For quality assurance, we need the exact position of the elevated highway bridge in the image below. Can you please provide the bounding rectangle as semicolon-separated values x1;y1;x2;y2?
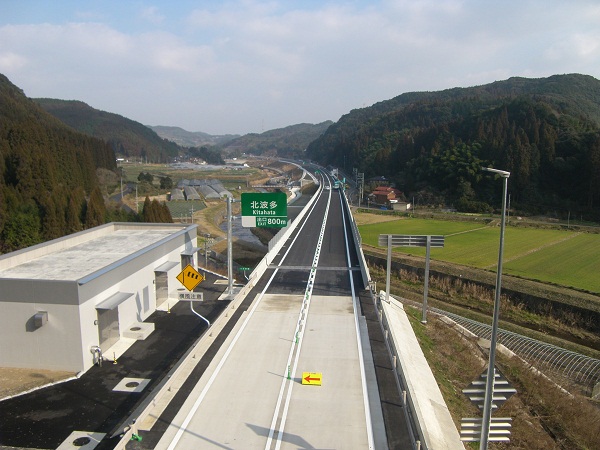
137;171;463;450
0;168;463;450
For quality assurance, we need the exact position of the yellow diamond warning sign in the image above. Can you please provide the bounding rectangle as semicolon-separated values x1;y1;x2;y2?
301;372;322;386
176;264;204;291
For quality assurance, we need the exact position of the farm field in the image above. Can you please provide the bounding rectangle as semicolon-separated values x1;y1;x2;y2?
359;217;600;294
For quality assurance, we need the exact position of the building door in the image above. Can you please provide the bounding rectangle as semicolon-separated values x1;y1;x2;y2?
181;254;193;269
97;308;119;353
155;272;168;307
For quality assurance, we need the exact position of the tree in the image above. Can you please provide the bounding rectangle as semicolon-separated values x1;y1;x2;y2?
159;201;173;223
138;172;154;183
425;142;486;193
85;186;106;228
141;196;155;222
0;202;42;252
141;197;172;223
66;195;83;233
160;176;173;190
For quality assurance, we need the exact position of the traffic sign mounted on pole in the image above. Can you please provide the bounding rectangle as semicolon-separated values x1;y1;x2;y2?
377;234;444;248
241;192;288;228
177;291;204;301
463;367;516;411
176;264;204;291
460;417;512;442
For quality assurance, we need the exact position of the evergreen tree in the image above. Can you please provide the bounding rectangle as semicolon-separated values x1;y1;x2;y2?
159;201;173;223
66;196;82;234
160;176;173;189
85;186;106;228
39;193;64;240
0;202;42;252
141;196;150;222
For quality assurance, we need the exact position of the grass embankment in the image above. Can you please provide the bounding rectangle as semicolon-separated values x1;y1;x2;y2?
407;306;600;449
369;263;600;361
357;210;600;359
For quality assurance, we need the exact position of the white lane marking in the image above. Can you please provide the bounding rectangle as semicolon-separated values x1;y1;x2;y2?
269;181;333;450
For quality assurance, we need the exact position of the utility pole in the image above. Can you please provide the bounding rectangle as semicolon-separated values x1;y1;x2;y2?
357;172;364;208
205;233;210;268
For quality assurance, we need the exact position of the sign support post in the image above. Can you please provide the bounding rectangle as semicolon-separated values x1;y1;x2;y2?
176;266;210;326
422;235;431;324
386;235;392;303
378;234;444;321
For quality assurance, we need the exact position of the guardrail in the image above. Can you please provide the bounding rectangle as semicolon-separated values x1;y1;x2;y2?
341;189;463;450
339;190;370;289
376;293;465;450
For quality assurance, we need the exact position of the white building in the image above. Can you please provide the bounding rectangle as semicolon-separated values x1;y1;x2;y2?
0;223;200;374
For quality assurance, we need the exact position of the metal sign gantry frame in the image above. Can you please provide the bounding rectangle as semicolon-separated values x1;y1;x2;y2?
378;234;444;323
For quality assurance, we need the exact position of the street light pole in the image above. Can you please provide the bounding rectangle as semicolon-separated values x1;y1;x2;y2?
480;167;510;449
227;196;233;295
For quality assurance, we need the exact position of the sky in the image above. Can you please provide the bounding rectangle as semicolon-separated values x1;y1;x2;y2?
1;1;600;135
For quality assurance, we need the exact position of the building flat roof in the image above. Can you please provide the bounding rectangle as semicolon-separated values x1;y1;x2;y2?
0;224;193;282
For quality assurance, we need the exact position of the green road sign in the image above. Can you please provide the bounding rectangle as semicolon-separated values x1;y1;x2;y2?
241;192;288;228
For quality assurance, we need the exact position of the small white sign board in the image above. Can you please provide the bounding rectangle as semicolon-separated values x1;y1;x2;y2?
177;291;204;301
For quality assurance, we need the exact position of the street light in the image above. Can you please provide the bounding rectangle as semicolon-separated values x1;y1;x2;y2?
480;167;510;449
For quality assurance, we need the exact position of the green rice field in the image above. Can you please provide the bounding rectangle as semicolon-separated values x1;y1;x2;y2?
359;218;600;293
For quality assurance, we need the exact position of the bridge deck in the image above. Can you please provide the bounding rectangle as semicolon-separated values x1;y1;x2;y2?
157;294;370;449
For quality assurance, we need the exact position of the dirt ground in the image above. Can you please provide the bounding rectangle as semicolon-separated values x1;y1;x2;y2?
0;367;76;398
409;307;600;449
351;208;405;225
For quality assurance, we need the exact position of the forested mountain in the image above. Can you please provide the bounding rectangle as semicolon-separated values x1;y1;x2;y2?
0;74;117;252
149;125;238;148
35;99;180;163
307;74;600;219
219;121;333;158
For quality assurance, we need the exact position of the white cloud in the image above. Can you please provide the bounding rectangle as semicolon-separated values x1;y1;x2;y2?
140;6;165;25
0;51;27;72
1;1;600;134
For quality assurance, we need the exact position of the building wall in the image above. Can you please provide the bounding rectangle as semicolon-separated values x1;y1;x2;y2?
0;223;198;373
0;280;83;371
77;238;197;372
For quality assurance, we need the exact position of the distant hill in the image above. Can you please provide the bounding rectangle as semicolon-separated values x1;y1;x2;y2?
148;125;239;148
307;74;600;219
35;99;180;163
0;74;117;252
218;121;333;158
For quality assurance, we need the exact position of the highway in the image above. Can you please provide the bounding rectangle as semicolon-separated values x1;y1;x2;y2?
0;169;419;449
155;174;393;449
